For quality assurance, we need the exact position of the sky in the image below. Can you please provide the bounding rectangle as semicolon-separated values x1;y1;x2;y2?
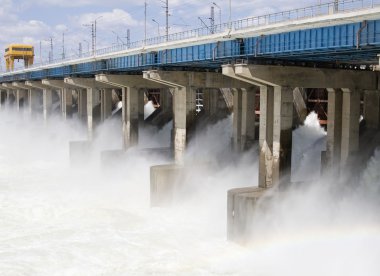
0;0;323;68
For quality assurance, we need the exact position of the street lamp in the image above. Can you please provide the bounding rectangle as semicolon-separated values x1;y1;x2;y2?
152;19;161;37
229;0;232;29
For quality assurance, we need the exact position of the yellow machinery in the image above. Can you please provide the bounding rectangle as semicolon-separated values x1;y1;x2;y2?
4;44;34;71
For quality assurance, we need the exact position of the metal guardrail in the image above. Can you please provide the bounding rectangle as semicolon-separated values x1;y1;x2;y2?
5;0;380;74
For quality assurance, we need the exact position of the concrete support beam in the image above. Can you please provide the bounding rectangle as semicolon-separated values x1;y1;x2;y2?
16;90;27;111
95;74;166;89
77;89;87;123
122;87;140;149
42;79;77;119
42;89;53;120
144;70;244;163
28;89;40;116
41;80;77;120
272;86;293;186
12;82;30;111
101;88;113;122
25;81;55;120
230;64;377;90
173;86;196;163
96;74;161;150
2;84;17;107
364;90;380;130
0;90;6;109
233;87;256;152
326;88;343;174
62;88;73;119
144;70;250;89
86;88;99;140
225;65;294;187
341;88;360;169
259;86;274;188
64;77;110;140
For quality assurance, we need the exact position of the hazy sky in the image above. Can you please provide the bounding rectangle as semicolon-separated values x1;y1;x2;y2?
0;0;322;64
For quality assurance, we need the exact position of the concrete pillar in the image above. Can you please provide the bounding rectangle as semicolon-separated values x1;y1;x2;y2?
62;88;73;119
43;89;53;120
259;86;274;188
364;90;380;130
78;89;87;123
16;90;27;111
122;87;139;149
28;89;40;116
5;90;14;106
173;86;196;163
41;80;78;119
0;90;5;109
326;88;343;174
101;88;113;122
87;88;101;140
233;87;256;152
341;88;360;169
272;86;293;186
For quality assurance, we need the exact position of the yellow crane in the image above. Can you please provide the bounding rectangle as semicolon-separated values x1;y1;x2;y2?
4;44;34;71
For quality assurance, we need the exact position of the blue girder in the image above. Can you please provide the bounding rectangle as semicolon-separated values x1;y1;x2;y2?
2;20;380;82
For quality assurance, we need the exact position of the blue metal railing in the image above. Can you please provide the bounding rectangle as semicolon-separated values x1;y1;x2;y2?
3;0;380;75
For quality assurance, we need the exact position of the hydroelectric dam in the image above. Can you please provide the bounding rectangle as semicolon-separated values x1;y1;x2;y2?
0;0;380;274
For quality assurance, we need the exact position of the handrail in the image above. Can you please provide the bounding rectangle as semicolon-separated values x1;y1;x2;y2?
3;0;379;74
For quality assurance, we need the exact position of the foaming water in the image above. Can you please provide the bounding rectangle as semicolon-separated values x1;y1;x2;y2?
0;108;379;275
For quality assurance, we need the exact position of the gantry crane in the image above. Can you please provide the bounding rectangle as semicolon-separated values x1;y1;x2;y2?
4;44;34;71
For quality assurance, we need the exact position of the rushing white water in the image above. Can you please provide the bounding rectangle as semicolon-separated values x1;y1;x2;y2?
291;112;326;182
0;108;379;275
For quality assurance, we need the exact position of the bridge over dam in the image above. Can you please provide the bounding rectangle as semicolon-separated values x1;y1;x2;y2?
1;0;380;244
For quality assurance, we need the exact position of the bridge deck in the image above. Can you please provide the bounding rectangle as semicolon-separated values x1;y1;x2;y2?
1;0;380;83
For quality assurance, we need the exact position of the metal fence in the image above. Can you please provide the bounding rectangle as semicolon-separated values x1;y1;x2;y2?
4;0;380;74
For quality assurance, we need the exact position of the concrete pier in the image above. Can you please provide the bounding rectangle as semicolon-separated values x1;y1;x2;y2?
12;82;30;112
95;74;165;150
0;90;5;109
2;88;15;107
144;70;251;206
341;88;360;169
100;88;113;122
326;88;343;175
64;78;112;140
233;87;256;152
222;63;377;243
42;79;75;119
25;81;56;119
143;70;249;163
28;89;40;116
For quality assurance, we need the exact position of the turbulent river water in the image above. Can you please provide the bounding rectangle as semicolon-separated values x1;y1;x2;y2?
0;108;379;276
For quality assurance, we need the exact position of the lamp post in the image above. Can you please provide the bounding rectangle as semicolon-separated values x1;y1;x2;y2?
229;0;232;29
152;19;161;37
